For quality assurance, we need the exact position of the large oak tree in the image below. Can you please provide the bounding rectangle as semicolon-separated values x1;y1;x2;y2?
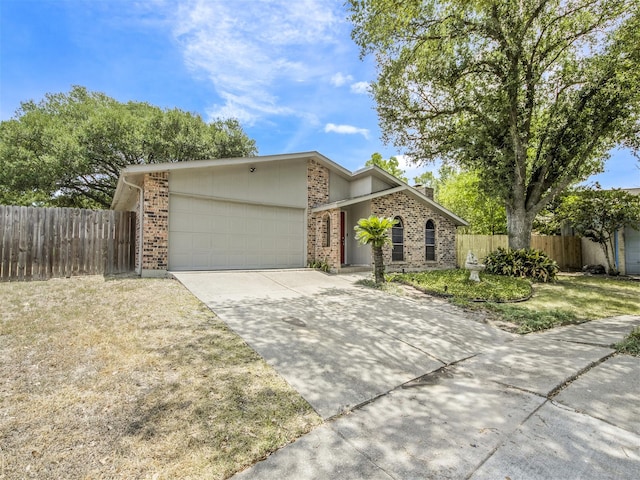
349;0;640;248
0;86;257;208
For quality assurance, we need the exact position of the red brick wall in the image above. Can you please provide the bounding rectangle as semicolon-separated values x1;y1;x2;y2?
371;191;457;270
142;172;169;271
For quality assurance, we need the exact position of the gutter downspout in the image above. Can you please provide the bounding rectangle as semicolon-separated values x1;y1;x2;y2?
122;176;144;276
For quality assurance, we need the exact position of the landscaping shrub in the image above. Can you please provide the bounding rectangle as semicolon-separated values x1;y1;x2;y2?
484;247;559;282
308;259;330;272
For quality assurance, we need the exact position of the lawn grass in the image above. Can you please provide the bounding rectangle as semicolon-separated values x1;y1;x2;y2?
389;270;640;334
482;275;640;333
0;276;321;479
391;269;532;302
615;327;640;356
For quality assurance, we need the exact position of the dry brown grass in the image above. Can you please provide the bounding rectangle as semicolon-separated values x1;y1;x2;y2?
0;276;321;479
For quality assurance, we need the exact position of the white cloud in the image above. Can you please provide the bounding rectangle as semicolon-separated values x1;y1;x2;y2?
169;0;343;124
350;81;370;94
324;123;370;139
330;72;353;87
394;154;414;170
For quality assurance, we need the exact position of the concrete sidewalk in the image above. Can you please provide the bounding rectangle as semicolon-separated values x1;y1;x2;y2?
231;315;640;480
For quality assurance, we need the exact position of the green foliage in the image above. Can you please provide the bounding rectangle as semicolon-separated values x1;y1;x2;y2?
557;185;640;274
308;259;330;272
365;152;408;183
354;215;397;284
412;170;437;189
0;86;257;208
354;215;397;248
471;274;640;333
615;327;640;356
391;269;531;303
437;170;506;234
349;0;640;249
533;192;571;236
484;248;559;283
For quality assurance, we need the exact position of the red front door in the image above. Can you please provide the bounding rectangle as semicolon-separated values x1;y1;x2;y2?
340;211;345;265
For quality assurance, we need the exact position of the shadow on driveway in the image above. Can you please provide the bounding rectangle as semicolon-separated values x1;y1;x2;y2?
174;270;515;419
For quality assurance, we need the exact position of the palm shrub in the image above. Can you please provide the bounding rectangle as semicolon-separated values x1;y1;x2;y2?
485;247;559;282
354;216;397;284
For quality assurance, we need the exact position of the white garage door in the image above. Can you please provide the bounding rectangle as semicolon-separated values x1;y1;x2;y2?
169;195;305;270
624;227;640;275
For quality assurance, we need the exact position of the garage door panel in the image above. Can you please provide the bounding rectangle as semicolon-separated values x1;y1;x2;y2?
192;233;212;250
170;214;191;232
246;236;261;250
169;196;304;270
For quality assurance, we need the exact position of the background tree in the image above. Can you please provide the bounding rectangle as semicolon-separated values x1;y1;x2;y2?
558;186;640;274
532;192;572;235
365;152;408;183
0;86;257;208
412;170;438;189
350;0;640;249
437;170;507;234
354;215;397;284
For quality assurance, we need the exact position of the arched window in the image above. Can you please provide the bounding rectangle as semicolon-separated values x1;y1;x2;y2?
392;216;404;261
323;214;331;247
425;219;436;261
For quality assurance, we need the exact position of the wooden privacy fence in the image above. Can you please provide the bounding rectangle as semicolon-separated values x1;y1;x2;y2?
0;205;135;281
456;234;582;271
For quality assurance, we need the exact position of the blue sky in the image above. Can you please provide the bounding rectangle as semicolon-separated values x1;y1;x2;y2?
1;0;638;188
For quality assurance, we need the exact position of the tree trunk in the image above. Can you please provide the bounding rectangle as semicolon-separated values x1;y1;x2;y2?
506;204;534;250
372;245;385;284
602;238;618;276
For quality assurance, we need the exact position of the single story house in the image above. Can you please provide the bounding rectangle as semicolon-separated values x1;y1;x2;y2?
111;152;468;276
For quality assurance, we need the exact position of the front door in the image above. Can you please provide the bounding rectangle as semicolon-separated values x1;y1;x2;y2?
340;211;345;265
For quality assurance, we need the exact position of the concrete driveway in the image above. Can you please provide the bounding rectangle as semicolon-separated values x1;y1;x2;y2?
174;270;640;479
173;269;515;419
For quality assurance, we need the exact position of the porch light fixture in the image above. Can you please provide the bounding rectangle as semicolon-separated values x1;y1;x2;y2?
249;167;256;172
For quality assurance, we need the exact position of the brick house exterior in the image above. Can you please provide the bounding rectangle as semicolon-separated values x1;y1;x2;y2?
111;152;467;275
371;191;457;271
141;172;169;272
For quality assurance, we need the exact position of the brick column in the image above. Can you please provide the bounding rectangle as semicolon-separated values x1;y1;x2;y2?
307;159;330;265
142;172;169;275
313;209;341;270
